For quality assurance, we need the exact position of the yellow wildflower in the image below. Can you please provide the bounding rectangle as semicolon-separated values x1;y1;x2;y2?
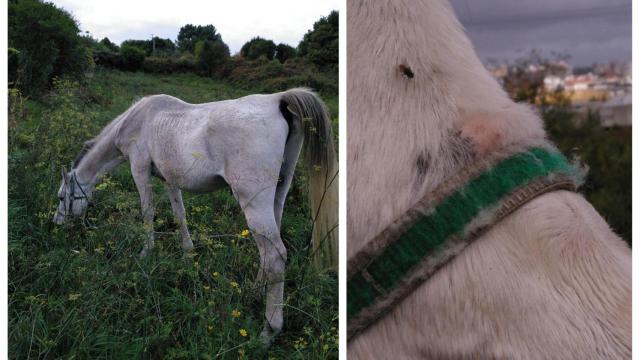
240;229;250;238
231;309;241;318
212;271;220;278
68;293;81;301
230;281;239;289
207;325;214;332
239;328;248;337
203;285;210;291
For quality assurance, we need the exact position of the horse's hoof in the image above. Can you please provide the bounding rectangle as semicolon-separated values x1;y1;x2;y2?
182;246;195;257
182;241;194;252
259;323;280;346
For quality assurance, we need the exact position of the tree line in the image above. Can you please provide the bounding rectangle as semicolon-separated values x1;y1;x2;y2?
8;0;338;97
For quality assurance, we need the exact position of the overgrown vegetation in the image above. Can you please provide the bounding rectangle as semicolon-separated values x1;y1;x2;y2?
297;11;338;72
502;54;631;245
8;0;339;356
8;0;92;96
9;69;338;359
9;0;338;98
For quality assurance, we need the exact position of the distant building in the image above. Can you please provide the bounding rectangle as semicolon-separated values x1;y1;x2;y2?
484;59;632;126
544;75;564;91
564;73;595;92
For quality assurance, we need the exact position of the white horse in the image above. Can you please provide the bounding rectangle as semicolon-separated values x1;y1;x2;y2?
53;88;336;341
348;0;630;358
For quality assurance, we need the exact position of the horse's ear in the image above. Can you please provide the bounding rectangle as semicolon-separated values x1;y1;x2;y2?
61;167;68;183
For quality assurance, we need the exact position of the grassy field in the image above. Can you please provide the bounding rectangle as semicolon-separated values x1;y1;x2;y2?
8;69;338;359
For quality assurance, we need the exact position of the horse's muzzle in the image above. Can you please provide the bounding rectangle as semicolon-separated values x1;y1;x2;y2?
52;212;66;225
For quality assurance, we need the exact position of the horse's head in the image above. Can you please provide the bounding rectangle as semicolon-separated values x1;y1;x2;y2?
53;167;90;224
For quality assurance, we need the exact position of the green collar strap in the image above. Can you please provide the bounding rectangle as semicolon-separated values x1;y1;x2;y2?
347;147;582;340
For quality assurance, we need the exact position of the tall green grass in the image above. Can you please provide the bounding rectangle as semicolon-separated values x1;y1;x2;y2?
9;69;338;359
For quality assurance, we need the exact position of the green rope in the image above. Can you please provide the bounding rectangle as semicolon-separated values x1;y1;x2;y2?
347;148;580;322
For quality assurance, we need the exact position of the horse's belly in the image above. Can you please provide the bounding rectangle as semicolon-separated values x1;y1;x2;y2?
151;154;226;193
180;173;228;193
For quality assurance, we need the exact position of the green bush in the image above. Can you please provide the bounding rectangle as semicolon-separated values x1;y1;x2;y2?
119;44;146;71
142;56;197;74
8;0;92;97
93;50;125;69
177;24;222;54
194;40;230;77
298;11;338;71
100;37;119;53
121;37;176;57
8;47;20;87
275;43;297;64
240;37;277;60
226;56;337;95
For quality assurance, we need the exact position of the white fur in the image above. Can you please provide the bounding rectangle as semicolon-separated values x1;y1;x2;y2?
348;0;631;357
53;89;335;342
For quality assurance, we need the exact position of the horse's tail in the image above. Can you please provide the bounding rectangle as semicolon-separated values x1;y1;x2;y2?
280;88;338;270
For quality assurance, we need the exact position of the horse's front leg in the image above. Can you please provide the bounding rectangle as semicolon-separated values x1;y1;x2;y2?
165;184;194;254
130;162;155;257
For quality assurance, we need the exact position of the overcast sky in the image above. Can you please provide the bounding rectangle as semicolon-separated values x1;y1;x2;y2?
50;0;338;54
449;0;631;67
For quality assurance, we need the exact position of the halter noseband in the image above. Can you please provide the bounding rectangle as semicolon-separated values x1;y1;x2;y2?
64;171;89;217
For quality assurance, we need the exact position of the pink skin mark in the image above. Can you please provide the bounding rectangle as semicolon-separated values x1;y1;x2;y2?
460;114;504;156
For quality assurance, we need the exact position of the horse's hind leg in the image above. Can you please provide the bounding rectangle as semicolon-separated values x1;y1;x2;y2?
234;183;287;343
165;184;194;253
130;159;155;257
274;136;303;229
274;169;294;230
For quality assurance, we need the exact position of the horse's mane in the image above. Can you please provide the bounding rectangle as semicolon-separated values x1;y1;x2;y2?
72;139;96;169
71;97;147;169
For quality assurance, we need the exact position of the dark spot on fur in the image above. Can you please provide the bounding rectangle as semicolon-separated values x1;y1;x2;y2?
444;130;475;166
415;151;430;186
398;64;414;79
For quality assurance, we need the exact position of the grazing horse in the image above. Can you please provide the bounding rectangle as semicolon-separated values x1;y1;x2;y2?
347;0;631;358
53;88;336;341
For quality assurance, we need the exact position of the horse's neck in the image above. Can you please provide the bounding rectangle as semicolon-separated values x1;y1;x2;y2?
74;131;123;187
347;0;542;257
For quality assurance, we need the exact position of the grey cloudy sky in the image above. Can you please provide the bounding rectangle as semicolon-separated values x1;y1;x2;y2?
50;0;338;54
449;0;631;66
